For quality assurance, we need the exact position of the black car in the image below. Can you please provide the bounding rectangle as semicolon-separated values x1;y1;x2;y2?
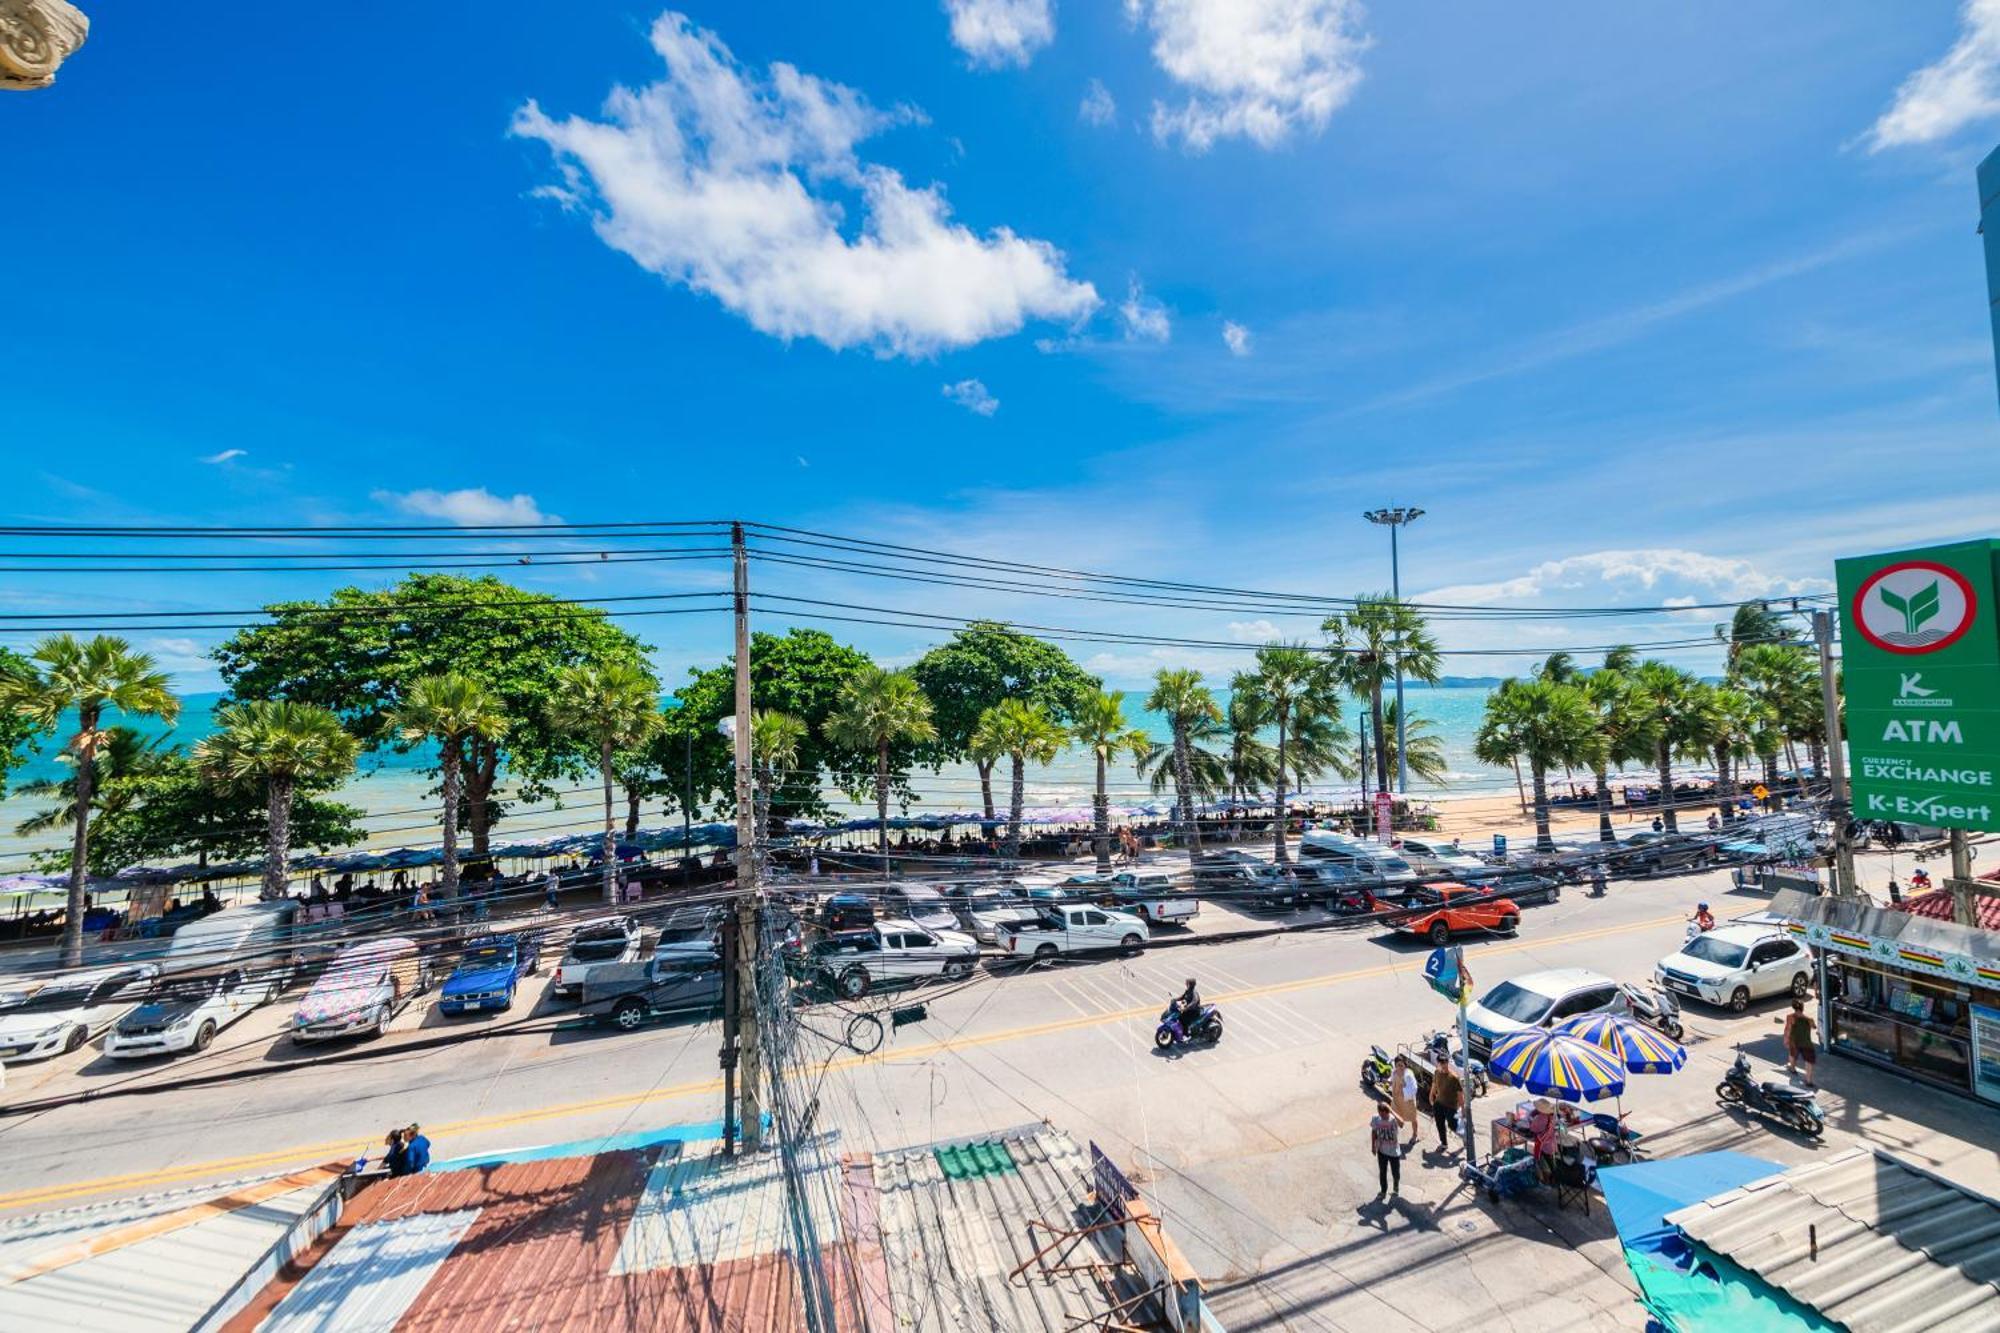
1611;831;1713;875
820;892;876;934
580;958;725;1031
1479;871;1563;906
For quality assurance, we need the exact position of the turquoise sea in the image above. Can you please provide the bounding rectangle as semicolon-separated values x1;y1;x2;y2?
0;685;1514;868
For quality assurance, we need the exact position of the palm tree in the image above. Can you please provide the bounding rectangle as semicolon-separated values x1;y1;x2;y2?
1241;644;1340;863
1474;679;1600;851
1219;684;1276;809
388;673;508;904
966;721;1005;821
1377;699;1449;786
1630;661;1703;832
825;667;937;875
194;701;359;901
0;636;179;966
1534;651;1580;684
12;726;174;841
749;710;806;878
546;663;662;904
1071;690;1150;873
1579;657;1654;842
1713;601;1794;668
1323;596;1442;796
1690;684;1765;826
1144;668;1222;865
969;699;1066;859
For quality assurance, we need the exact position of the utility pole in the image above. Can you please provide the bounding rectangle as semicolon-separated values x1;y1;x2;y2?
1364;507;1424;796
719;908;740;1154
731;522;763;1151
1813;610;1857;899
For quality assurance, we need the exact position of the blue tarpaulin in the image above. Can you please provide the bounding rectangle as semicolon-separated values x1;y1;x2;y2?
1599;1152;1781;1253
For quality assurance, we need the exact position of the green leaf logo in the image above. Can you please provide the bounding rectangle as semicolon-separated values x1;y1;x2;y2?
1878;581;1941;637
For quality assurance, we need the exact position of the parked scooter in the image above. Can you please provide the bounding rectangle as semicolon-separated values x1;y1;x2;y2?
1716;1051;1824;1137
1155;1002;1224;1049
1620;982;1685;1041
1360;1042;1394;1095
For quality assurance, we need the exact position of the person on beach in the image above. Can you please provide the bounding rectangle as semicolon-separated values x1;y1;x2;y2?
1369;1100;1402;1199
1784;998;1817;1087
1390;1055;1420;1146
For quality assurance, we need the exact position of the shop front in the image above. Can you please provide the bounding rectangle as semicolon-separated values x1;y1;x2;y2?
1769;889;2000;1105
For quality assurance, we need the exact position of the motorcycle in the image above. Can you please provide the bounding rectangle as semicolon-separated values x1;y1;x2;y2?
1716;1051;1825;1137
1155;1002;1224;1049
1420;1029;1489;1098
1360;1042;1394;1095
1620;982;1685;1041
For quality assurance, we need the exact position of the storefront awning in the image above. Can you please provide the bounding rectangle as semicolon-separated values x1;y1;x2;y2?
1770;889;2000;987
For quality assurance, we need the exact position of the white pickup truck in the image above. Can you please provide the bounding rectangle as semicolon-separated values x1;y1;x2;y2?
818;919;980;999
1059;872;1200;925
1001;904;1150;960
553;916;643;999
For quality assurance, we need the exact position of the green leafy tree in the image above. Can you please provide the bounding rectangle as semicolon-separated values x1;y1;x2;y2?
1070;690;1150;873
1579;653;1655;842
1474;679;1600;851
0;646;37;798
1323;595;1443;795
387;674;508;901
1241;644;1341;863
664;629;882;825
0;636;179;965
825;667;937;873
1377;699;1447;788
1731;642;1816;804
909;622;1099;818
1144;669;1221;866
1690;684;1766;826
1713;601;1795;667
194;701;360;901
547;663;663;903
13;726;176;841
1219;684;1278;811
749;710;807;874
969;698;1065;859
213;574;648;856
1630;661;1704;832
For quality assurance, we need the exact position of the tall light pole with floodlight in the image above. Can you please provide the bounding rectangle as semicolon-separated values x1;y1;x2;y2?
1363;507;1424;796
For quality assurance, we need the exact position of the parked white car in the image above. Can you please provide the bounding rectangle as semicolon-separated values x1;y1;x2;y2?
877;883;959;933
1000;904;1150;961
0;964;159;1063
957;886;1041;945
1463;967;1629;1061
1394;835;1495;882
819;918;980;998
104;967;279;1058
1655;924;1812;1012
554;916;643;998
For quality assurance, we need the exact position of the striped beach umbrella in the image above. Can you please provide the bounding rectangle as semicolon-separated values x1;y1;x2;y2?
1555;1013;1686;1075
1487;1029;1628;1102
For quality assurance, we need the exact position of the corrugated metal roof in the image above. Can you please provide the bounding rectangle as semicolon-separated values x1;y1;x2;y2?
1891;887;2000;933
261;1209;480;1333
0;1171;337;1333
1666;1147;2000;1333
868;1126;1125;1333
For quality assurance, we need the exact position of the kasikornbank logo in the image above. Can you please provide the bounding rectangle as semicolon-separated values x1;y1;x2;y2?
1852;561;1978;655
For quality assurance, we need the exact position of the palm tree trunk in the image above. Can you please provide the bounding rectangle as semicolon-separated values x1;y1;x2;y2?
1531;763;1553;851
1656;741;1678;833
1762;754;1779;810
1593;761;1614;843
466;741;499;858
600;740;617;905
1273;710;1291;865
1809;737;1827;782
625;785;643;838
1173;726;1202;864
1783;739;1800;783
976;759;996;822
1713;746;1733;825
61;708;98;967
1093;751;1112;874
1371;684;1389;795
876;741;891;877
1007;755;1026;859
263;774;294;902
440;743;462;900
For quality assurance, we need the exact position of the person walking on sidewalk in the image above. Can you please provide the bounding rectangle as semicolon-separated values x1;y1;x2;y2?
1369;1101;1403;1199
1784;998;1817;1088
1429;1060;1463;1153
1390;1054;1421;1147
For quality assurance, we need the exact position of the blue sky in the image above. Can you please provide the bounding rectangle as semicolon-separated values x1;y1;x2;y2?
8;1;2000;691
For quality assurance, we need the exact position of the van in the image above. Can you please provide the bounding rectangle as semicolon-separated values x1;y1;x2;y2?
291;936;431;1043
1297;832;1418;894
160;901;299;980
878;883;956;932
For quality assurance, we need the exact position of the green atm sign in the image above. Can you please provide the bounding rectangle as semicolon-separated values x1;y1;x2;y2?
1837;540;2000;832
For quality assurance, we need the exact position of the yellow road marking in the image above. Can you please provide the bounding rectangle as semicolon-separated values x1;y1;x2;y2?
0;910;1680;1212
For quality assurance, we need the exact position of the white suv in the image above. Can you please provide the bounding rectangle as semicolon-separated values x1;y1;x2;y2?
1464;967;1629;1061
1656;925;1811;1012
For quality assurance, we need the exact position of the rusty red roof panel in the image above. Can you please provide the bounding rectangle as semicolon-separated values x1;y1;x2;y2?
1890;888;2000;933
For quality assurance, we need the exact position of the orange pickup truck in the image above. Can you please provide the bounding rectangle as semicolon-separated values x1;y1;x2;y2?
1391;883;1521;945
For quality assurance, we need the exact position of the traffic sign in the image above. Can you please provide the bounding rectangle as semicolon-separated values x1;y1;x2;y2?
1836;540;2000;832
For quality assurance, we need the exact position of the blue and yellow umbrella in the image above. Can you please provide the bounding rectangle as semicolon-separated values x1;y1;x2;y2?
1555;1013;1686;1075
1486;1029;1628;1102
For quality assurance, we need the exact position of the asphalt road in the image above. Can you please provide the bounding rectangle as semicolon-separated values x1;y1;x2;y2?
0;864;1736;1216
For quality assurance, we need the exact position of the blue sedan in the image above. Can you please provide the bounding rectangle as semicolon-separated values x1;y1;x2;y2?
439;934;540;1015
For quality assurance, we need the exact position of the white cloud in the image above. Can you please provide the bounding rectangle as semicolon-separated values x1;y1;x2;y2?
944;0;1055;69
375;487;555;526
1222;320;1252;356
513;12;1099;359
1868;0;2000;150
1421;549;1833;608
1119;277;1172;342
201;449;247;465
1227;618;1281;642
1126;0;1370;151
1079;78;1118;126
942;377;1000;415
